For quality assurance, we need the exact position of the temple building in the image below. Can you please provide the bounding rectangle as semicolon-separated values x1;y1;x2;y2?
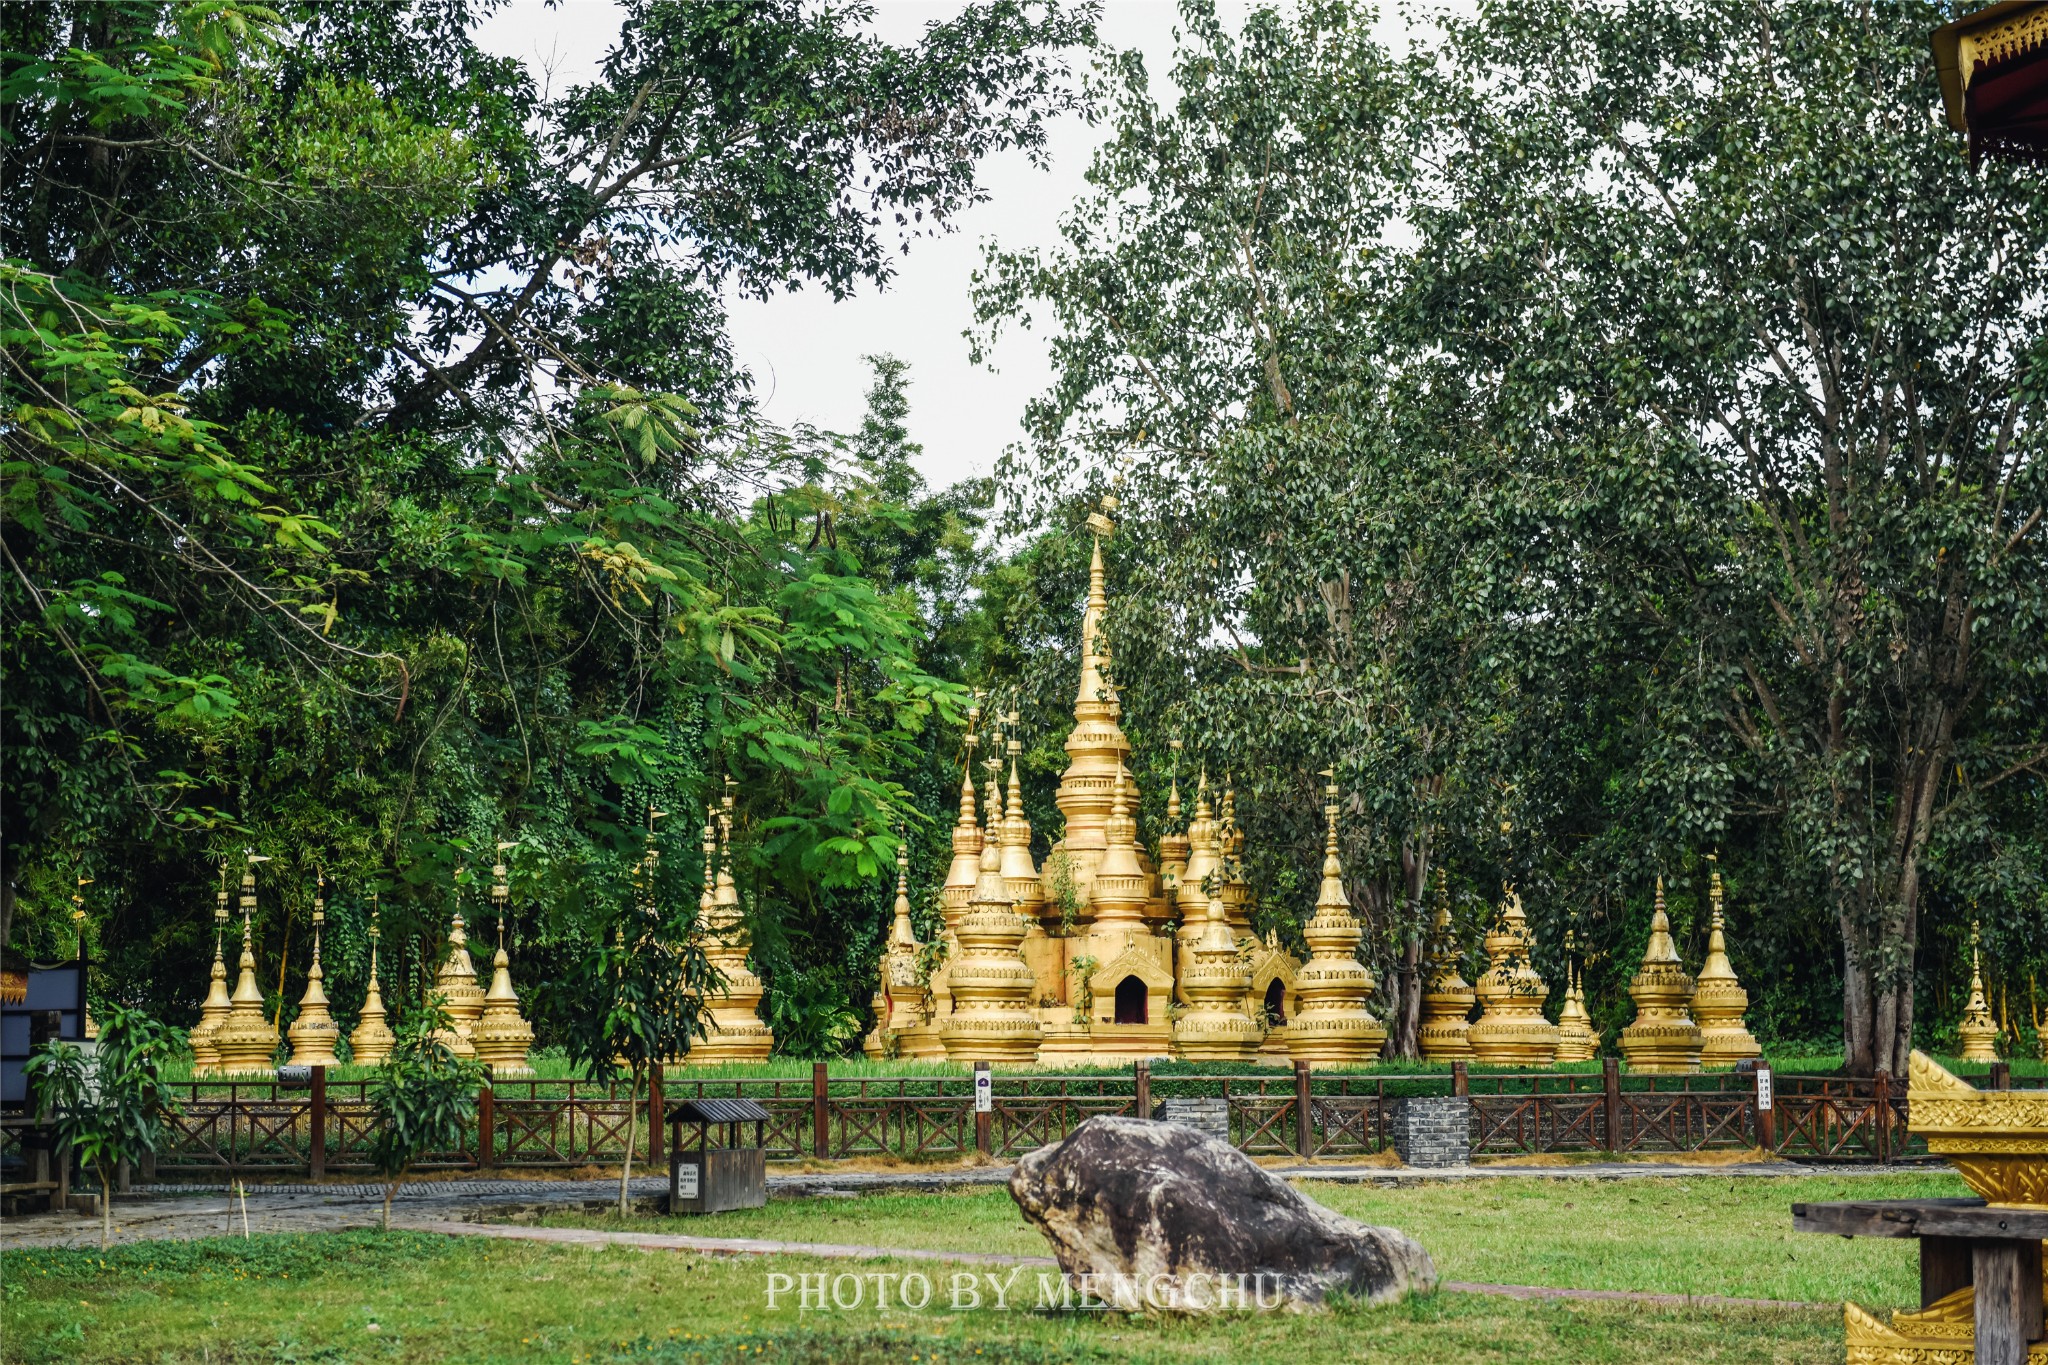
867;497;1318;1064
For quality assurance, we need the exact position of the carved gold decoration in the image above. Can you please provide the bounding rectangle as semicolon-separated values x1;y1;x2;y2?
1618;878;1703;1074
1468;885;1558;1066
285;872;342;1068
1908;1050;2048;1209
1845;1281;2048;1363
349;893;395;1067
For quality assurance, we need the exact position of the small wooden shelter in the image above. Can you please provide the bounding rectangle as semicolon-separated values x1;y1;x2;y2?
665;1097;770;1215
1932;2;2048;163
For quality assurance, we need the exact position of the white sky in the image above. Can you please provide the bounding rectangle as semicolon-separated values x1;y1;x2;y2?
473;1;1389;490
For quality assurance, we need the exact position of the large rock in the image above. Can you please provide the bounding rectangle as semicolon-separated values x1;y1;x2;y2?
1009;1115;1436;1313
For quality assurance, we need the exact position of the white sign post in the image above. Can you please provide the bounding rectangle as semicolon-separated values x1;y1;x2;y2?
1755;1066;1773;1112
974;1065;993;1114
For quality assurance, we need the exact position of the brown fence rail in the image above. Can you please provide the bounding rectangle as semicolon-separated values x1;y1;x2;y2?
6;1056;1973;1182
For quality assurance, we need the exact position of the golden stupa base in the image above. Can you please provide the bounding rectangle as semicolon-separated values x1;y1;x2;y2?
940;1017;1045;1064
1467;1019;1559;1067
472;1019;535;1075
1286;1017;1387;1066
692;1023;775;1064
1418;1018;1474;1062
1171;1010;1264;1062
285;1021;342;1070
1552;1025;1600;1065
1034;1015;1099;1060
1959;1030;2003;1065
1618;1023;1703;1074
349;1020;395;1067
1697;1025;1761;1066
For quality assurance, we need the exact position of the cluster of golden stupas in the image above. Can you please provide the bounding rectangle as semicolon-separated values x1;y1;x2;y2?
186;851;536;1076
1416;860;1764;1072
862;497;1768;1072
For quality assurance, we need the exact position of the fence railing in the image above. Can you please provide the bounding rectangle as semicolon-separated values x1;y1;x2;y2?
21;1055;1977;1182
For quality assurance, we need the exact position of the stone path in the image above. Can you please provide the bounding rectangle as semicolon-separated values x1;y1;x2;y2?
0;1159;1924;1252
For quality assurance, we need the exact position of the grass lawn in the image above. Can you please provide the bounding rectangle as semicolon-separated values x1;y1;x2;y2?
530;1171;1965;1309
4;1229;1843;1365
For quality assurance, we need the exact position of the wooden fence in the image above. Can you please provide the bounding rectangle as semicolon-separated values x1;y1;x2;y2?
87;1056;2024;1180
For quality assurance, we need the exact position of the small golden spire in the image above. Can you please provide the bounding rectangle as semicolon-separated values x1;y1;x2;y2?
287;869;341;1068
191;863;234;1074
1419;866;1476;1062
473;841;535;1074
350;890;395;1066
213;852;278;1074
1287;766;1386;1064
1618;876;1702;1073
1959;914;2000;1063
1693;853;1760;1064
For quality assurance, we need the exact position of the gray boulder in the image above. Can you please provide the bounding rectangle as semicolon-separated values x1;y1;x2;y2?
1009;1114;1436;1313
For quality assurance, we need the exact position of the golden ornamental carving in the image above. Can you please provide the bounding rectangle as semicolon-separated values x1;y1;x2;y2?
1907;1050;2048;1209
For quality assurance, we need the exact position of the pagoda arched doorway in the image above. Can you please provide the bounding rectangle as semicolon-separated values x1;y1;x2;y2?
1114;975;1148;1025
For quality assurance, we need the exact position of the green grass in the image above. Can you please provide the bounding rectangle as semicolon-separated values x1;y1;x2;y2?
531;1171;1964;1309
2;1229;1845;1364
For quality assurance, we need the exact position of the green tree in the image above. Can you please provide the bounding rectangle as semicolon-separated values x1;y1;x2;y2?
23;1005;182;1247
366;1003;486;1231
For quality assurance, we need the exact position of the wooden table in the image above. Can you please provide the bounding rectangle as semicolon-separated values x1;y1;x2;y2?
1794;1197;2047;1365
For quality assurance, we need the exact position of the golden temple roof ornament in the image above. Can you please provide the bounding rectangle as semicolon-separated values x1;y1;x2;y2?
349;891;395;1066
286;871;342;1068
1468;884;1559;1066
431;864;484;1058
190;863;233;1075
472;842;536;1075
1957;917;2002;1064
941;784;1043;1062
1418;868;1476;1062
942;704;984;929
1000;720;1044;912
1552;930;1600;1064
696;784;775;1061
1286;770;1386;1065
1691;856;1760;1065
1618;877;1703;1073
214;852;280;1074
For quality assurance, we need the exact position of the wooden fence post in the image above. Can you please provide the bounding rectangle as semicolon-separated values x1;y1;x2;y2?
477;1070;494;1170
1991;1060;2012;1091
1451;1060;1468;1097
1294;1060;1313;1159
812;1062;830;1159
309;1065;326;1180
1602;1056;1622;1153
648;1062;665;1166
1134;1059;1150;1120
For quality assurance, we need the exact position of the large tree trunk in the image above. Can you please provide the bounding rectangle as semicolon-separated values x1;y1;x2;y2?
1384;837;1432;1059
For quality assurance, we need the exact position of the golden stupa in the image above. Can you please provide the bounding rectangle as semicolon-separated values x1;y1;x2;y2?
1958;919;2003;1064
1418;869;1476;1062
471;844;535;1075
863;839;931;1058
939;790;1044;1063
285;873;342;1068
1467;885;1559;1066
1691;858;1761;1065
864;494;1303;1064
213;855;280;1074
1617;878;1703;1073
1172;887;1262;1060
189;866;233;1075
430;868;484;1058
1285;771;1386;1065
1552;931;1600;1064
695;786;775;1062
1841;1051;2048;1361
348;893;396;1066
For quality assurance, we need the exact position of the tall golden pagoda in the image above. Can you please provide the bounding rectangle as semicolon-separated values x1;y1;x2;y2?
349;892;396;1066
864;839;932;1058
430;867;484;1058
471;843;535;1075
1172;888;1262;1060
1285;771;1387;1065
1617;878;1703;1073
1957;919;2002;1064
189;865;233;1075
1552;930;1600;1064
213;854;280;1074
695;785;775;1062
940;795;1043;1062
1418;869;1475;1062
1691;857;1761;1066
285;872;342;1068
1467;886;1559;1066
